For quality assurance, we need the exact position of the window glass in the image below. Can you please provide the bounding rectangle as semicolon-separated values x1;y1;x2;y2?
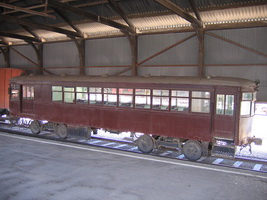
52;86;62;91
64;87;75;103
191;91;210;113
104;88;117;106
241;101;251;116
135;89;151;109
76;87;88;104
10;84;20;100
192;91;210;98
242;93;253;100
171;90;189;112
119;88;133;95
225;95;234;116
22;86;34;99
89;87;102;105
216;94;225;115
171;90;189;97
76;87;88;93
136;89;150;95
119;88;133;107
152;89;169;110
191;99;210;113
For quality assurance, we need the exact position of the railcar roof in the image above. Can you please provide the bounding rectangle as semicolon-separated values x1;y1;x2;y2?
10;75;256;88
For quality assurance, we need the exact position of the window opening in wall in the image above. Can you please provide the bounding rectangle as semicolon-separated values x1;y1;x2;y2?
191;91;210;113
241;92;256;116
89;87;102;105
64;87;75;103
22;86;34;99
52;86;62;102
171;90;189;112
104;88;117;106
135;89;151;109
216;94;234;116
76;87;88;104
119;88;133;107
10;84;20;100
152;89;169;110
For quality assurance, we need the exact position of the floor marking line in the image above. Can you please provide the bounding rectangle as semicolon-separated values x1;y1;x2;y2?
1;132;267;180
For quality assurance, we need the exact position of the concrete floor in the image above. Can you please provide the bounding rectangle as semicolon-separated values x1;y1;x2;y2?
0;131;267;200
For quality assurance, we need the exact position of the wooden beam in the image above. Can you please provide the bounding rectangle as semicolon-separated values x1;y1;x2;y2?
47;0;135;34
108;0;135;28
52;8;83;36
188;0;201;21
10;46;53;75
0;31;41;42
197;28;205;77
138;33;196;66
207;32;267;59
153;0;202;28
0;14;82;38
0;2;56;19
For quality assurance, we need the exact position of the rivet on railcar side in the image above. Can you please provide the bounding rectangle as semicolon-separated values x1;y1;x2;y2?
8;75;262;161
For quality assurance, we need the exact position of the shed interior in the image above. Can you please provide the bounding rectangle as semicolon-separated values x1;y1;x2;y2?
0;0;267;101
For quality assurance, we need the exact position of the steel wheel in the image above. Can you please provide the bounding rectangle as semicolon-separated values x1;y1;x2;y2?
183;140;203;161
30;120;41;134
137;135;155;153
56;124;68;139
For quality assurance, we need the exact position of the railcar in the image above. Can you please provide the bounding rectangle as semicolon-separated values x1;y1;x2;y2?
0;68;25;116
9;75;259;160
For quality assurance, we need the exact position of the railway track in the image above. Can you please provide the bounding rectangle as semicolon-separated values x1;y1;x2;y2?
0;123;267;173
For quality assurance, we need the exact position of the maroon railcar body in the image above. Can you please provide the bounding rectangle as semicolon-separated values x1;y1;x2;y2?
9;75;257;159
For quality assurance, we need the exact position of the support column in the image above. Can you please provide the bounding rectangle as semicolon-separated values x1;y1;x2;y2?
126;33;138;76
196;28;205;77
73;39;85;75
0;46;10;68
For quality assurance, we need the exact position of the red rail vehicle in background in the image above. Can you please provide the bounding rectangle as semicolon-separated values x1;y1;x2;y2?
9;75;262;161
0;68;25;116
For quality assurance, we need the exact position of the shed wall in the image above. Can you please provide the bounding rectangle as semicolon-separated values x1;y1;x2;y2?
0;27;266;101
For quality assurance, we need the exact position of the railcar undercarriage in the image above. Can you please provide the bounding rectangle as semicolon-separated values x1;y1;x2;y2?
3;117;262;162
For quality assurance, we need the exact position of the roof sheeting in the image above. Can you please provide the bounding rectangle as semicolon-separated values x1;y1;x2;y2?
0;0;267;44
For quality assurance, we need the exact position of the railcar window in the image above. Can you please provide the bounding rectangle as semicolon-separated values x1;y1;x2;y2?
22;86;34;99
64;87;75;103
10;84;20;100
191;91;210;113
104;88;117;106
76;87;88;104
152;90;169;110
216;94;234;115
241;92;256;116
135;89;151;109
89;87;102;105
171;90;189;112
52;86;62;102
119;88;133;107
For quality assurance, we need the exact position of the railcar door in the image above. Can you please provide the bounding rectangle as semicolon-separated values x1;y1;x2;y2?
21;85;34;114
212;87;238;140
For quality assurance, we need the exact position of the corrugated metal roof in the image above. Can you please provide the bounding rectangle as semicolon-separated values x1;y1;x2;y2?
0;0;267;44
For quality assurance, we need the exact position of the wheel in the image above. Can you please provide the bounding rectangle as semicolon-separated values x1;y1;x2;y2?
137;135;155;153
30;120;41;134
56;124;68;139
182;140;203;161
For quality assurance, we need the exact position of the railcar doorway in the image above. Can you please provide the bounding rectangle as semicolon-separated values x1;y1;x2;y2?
212;87;237;140
21;85;34;114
